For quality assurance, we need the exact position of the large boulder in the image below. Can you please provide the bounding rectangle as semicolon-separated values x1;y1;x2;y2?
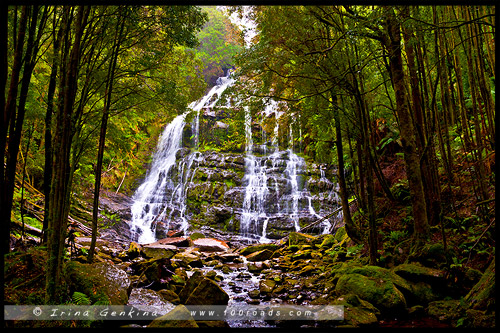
392;263;447;305
127;288;175;315
153;237;192;248
141;244;178;259
335;273;407;315
193;238;230;252
333;294;379;327
178;270;229;305
239;243;280;256
332;263;408;315
392;263;446;284
129;257;178;290
287;232;316;246
245;249;274;262
64;261;132;304
427;299;465;325
147;305;199;328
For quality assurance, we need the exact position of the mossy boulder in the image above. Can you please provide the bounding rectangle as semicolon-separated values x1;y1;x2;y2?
333;226;347;243
392;263;446;284
332;263;412;294
64;261;131;304
259;278;277;295
318;234;336;249
158;289;181;304
408;243;450;268
190;232;205;240
239;243;280;256
173;251;203;268
332;263;408;315
147;305;198;328
287;232;316;246
126;241;142;259
178;270;229;305
333;294;379;327
184;277;229;305
129;257;177;289
178;271;205;303
427;299;465;325
391;263;446;305
335;273;407;315
245;249;274;262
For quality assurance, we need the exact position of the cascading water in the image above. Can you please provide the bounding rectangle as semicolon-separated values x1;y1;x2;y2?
129;113;189;243
130;70;341;244
238;99;338;242
129;71;235;243
240;106;271;241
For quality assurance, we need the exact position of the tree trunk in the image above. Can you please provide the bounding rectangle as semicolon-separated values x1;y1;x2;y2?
332;93;361;244
45;6;88;304
42;8;64;244
383;7;429;250
88;9;125;262
1;6;28;253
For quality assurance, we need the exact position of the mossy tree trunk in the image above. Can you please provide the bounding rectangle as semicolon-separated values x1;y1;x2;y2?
382;7;430;250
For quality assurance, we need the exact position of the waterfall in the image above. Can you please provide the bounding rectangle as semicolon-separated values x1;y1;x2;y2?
130;71;341;244
240;100;306;241
241;106;270;241
285;149;302;232
129;72;234;244
130;113;189;244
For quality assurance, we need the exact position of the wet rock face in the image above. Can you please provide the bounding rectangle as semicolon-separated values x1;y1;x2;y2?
154;148;342;242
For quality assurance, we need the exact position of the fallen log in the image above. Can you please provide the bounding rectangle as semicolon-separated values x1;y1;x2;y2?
11;219;42;237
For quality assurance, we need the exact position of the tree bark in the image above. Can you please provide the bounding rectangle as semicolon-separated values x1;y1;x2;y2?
332;93;361;244
45;6;89;304
382;7;429;249
42;8;64;244
88;8;126;262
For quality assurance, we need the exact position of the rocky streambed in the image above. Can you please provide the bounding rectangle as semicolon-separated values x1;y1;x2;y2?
66;226;495;329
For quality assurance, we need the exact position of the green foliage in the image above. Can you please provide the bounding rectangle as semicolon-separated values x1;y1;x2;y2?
387;230;409;244
193;7;244;84
346;244;364;257
72;291;91;305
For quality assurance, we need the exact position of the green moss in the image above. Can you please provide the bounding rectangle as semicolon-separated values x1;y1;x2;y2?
335;273;407;315
239;243;280;256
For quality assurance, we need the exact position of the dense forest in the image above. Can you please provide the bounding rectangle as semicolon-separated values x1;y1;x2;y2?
2;5;495;329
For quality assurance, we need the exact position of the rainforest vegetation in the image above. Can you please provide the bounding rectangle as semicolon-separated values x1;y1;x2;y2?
2;5;495;329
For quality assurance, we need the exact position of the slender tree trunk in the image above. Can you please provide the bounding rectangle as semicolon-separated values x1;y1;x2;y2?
88;9;125;262
1;6;28;253
383;7;429;250
2;6;45;253
45;6;88;304
42;9;64;244
332;93;361;244
0;5;9;253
